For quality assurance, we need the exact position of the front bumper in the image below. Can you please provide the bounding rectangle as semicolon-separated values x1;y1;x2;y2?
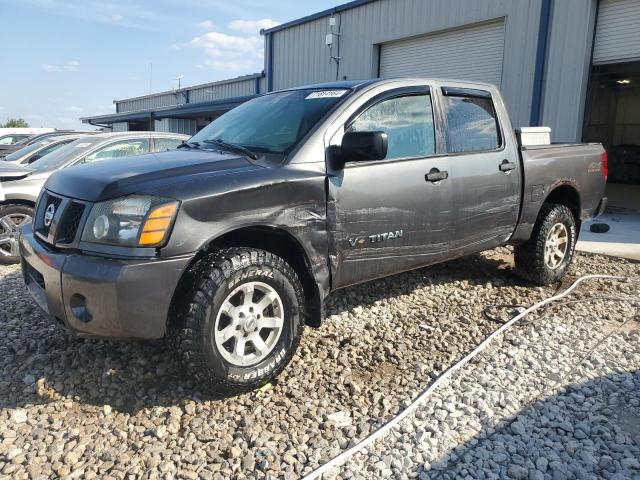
19;224;194;339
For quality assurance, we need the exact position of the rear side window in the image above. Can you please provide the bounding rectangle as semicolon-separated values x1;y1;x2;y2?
442;94;500;153
347;94;435;160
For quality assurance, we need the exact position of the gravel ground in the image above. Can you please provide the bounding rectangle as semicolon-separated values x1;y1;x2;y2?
0;248;638;479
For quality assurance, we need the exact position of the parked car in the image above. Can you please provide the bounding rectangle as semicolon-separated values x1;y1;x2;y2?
0;133;32;146
1;131;188;263
0;130;93;159
3;134;85;166
0;128;54;137
19;79;607;394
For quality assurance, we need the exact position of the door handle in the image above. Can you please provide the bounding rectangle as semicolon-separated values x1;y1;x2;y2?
426;168;449;182
499;160;516;172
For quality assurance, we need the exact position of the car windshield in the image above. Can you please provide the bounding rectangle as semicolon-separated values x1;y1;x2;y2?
189;89;350;155
29;137;99;171
4;140;51;161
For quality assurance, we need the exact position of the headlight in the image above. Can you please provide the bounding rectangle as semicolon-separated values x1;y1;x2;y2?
81;195;179;248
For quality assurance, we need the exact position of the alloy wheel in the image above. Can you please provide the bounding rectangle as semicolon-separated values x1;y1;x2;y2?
213;281;284;367
0;213;30;259
544;222;569;270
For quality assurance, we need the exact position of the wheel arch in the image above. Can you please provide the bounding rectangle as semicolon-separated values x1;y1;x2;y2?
543;183;581;222
0;198;36;209
171;225;324;328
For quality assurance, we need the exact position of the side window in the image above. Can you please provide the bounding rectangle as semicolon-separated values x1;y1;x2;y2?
442;94;501;153
155;138;184;151
346;94;435;160
82;139;150;164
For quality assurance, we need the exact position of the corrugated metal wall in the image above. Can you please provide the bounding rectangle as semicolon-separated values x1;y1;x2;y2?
593;0;640;65
154;119;198;135
270;0;543;130
111;122;129;132
117;92;180;113
189;77;258;103
541;0;597;142
115;74;264;113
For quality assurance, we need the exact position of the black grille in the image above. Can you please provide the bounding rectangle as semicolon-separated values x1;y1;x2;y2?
34;191;88;247
56;202;85;244
35;192;62;238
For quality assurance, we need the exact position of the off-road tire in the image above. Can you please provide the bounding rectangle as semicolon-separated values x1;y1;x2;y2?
0;204;33;265
169;248;305;394
514;203;577;286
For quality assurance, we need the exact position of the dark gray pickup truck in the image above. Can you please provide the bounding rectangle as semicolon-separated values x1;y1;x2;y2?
19;78;607;393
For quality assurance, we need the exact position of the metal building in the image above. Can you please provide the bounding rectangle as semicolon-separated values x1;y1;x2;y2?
83;0;640;184
82;73;266;135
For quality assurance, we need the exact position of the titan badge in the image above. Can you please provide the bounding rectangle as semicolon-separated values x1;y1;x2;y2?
348;230;403;247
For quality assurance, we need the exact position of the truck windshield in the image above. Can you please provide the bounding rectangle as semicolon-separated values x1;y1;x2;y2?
189;89;349;155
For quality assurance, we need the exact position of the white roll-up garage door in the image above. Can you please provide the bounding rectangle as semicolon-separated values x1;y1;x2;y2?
379;20;505;86
593;0;640;65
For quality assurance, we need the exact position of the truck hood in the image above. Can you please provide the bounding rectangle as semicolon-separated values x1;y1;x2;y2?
0;163;32;180
45;149;261;202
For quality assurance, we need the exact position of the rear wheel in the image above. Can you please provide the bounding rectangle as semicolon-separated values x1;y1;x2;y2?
0;204;33;265
514;203;577;285
169;248;305;394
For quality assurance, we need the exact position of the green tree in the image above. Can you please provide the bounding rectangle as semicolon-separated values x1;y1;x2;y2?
2;118;29;128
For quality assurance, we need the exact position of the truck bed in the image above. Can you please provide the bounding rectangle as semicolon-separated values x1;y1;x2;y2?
510;142;606;243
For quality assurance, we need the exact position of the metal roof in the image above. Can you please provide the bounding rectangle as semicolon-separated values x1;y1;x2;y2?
261;0;379;34
81;95;256;125
112;73;264;104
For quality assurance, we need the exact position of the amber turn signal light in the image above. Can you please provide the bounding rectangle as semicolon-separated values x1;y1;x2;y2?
138;201;179;247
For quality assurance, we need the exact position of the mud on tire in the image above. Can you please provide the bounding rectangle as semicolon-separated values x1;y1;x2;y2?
514;203;578;286
169;248;305;394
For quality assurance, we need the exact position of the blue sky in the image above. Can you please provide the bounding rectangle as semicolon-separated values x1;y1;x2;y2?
0;0;337;129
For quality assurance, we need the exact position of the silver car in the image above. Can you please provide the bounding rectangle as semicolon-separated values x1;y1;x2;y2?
2;134;89;166
0;131;189;264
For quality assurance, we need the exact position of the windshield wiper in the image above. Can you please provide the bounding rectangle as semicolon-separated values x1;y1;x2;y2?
202;139;258;160
177;141;201;149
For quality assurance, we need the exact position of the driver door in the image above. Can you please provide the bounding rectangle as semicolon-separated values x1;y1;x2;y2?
327;86;453;288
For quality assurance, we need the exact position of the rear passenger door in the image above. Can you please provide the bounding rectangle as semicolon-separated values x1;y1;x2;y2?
439;87;521;254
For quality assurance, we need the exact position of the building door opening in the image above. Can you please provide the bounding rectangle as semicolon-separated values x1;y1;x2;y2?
583;61;640;185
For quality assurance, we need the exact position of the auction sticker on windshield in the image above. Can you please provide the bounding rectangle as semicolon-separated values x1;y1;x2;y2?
306;90;347;99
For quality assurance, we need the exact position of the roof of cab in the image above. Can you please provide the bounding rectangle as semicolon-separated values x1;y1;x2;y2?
275;77;498;94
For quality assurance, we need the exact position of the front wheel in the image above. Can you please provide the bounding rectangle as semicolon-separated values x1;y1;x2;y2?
169;248;305;394
0;204;33;265
514;203;577;285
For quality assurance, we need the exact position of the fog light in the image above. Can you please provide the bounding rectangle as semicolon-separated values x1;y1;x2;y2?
69;293;92;323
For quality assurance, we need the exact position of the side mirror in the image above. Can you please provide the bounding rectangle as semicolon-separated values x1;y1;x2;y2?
340;131;388;162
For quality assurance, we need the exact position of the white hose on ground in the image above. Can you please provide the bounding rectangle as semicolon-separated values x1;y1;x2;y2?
302;274;627;480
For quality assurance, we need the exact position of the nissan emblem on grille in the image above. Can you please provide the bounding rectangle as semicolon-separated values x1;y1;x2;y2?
44;204;56;227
